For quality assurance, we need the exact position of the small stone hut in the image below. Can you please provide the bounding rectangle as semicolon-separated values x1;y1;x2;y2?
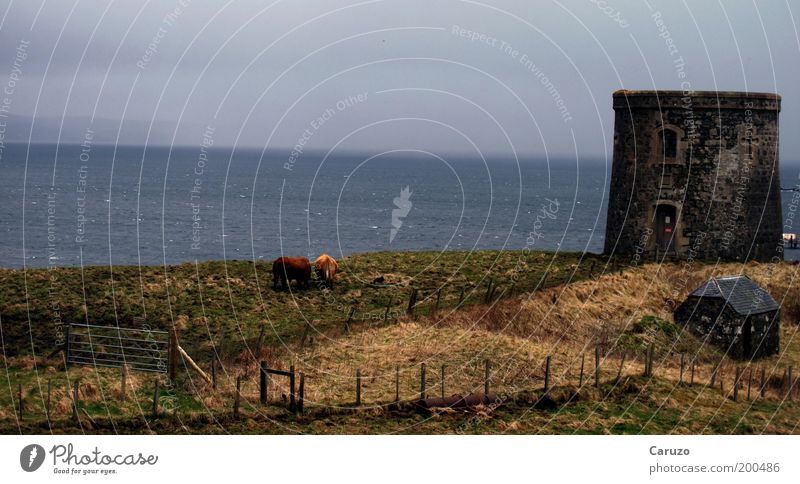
674;275;780;359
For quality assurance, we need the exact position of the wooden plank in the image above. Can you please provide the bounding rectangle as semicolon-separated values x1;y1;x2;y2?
266;368;293;377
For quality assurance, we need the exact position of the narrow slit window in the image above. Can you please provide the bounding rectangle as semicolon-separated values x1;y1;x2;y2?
661;129;677;159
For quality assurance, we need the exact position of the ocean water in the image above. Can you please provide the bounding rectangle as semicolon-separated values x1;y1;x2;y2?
0;143;797;268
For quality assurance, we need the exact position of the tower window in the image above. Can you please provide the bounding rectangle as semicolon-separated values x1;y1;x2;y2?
660;129;678;159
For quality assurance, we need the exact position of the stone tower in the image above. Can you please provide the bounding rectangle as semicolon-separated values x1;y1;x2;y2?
604;90;782;262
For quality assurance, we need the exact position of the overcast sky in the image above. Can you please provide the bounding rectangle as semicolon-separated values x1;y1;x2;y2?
0;0;797;160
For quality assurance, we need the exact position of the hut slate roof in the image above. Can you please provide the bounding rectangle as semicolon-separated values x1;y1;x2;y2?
689;275;779;315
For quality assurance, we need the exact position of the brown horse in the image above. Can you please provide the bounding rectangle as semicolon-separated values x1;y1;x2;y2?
314;253;339;289
272;257;312;291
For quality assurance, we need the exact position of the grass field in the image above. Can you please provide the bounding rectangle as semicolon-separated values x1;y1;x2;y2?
2;250;800;434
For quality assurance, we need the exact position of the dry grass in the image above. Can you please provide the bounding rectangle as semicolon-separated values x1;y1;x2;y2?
3;257;800;434
268;261;800;407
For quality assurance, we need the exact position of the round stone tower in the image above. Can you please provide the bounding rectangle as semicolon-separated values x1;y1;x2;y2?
604;90;782;262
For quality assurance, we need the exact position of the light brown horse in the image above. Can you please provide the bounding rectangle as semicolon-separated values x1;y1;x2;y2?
314;253;338;289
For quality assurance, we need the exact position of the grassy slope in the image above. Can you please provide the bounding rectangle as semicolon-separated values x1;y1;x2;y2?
2;251;800;434
0;250;609;359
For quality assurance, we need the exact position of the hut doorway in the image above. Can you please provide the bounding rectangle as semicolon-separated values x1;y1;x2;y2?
655;204;677;252
743;318;753;358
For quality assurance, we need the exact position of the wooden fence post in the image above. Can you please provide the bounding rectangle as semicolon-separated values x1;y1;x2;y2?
72;379;80;423
260;361;267;404
458;286;466;306
710;361;719;387
356;369;362;406
46;379;52;419
679;354;685;385
407;289;418;317
434;288;442;316
17;383;23;419
787;366;794;399
485;359;492;395
691;361;696;385
344;306;356;332
440;364;446;398
384;298;393;321
65;324;72;368
298;372;305;413
255;324;266;357
211;357;217;390
420;363;427;400
616;352;626;383
579;353;585;387
289;365;296;411
121;364;128;401
299;324;310;348
733;367;741;402
395;365;400;402
152;379;159;416
544;356;551;394
169;326;178;382
484;279;493;304
760;367;766;398
233;375;241;418
594;346;601;388
747;367;753;401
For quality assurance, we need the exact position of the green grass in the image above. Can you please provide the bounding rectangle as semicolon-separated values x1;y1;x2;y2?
0;250;616;361
2;250;800;435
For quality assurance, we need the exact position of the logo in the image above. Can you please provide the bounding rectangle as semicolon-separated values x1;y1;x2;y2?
20;444;45;472
390;186;412;243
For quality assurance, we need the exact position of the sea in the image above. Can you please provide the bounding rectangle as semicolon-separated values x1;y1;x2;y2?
1;142;798;268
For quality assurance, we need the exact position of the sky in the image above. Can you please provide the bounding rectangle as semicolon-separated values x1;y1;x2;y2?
0;0;797;160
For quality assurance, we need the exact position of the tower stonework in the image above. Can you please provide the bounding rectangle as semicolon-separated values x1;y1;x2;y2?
604;90;782;262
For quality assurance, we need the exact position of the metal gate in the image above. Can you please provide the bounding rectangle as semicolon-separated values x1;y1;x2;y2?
65;323;169;373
